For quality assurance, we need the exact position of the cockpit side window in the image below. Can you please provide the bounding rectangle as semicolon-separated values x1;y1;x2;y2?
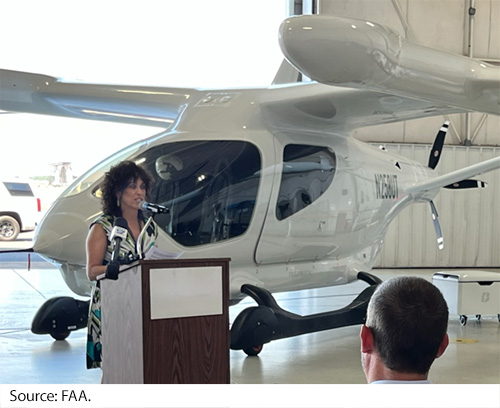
276;144;336;220
139;141;261;247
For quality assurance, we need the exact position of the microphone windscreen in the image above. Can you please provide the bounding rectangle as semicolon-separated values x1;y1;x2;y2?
114;217;128;228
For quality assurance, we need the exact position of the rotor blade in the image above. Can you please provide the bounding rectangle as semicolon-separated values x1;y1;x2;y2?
428;121;450;169
444;179;488;189
406;156;500;195
429;201;444;250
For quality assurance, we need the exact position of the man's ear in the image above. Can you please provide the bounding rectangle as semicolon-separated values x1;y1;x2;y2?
436;333;449;359
360;325;374;353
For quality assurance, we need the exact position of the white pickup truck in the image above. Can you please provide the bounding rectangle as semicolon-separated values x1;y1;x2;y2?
0;180;41;241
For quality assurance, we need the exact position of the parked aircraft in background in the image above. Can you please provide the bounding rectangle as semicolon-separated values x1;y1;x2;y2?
1;15;499;355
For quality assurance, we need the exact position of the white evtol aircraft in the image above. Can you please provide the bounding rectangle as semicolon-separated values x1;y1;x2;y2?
1;15;499;355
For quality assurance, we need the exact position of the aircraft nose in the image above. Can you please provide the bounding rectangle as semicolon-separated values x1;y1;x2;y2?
33;193;101;265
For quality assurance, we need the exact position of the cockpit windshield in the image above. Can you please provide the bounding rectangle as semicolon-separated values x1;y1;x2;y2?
137;140;261;247
62;140;146;198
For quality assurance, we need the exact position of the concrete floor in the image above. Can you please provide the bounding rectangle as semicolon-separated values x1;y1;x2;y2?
0;248;499;385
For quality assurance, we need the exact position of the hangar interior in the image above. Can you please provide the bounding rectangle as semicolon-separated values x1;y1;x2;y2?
0;0;499;386
1;265;499;384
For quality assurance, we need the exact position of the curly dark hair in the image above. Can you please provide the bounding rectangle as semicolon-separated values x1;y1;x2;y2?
101;160;153;216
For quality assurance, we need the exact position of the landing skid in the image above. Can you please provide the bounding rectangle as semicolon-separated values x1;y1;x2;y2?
31;296;89;340
230;272;382;356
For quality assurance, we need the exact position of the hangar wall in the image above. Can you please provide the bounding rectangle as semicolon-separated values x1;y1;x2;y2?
375;144;500;268
317;1;500;267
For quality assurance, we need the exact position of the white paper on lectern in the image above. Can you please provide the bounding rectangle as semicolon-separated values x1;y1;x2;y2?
149;266;222;319
144;246;183;260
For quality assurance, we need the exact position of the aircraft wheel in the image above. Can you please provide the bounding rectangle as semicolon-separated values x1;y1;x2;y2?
0;215;20;241
459;315;467;326
50;331;70;341
243;344;263;356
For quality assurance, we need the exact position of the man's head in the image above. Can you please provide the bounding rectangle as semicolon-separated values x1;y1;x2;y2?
360;276;449;382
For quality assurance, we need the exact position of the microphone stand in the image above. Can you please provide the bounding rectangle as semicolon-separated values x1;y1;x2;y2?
136;215;154;259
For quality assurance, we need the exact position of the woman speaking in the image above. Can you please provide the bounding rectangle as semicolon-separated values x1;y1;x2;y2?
85;160;158;369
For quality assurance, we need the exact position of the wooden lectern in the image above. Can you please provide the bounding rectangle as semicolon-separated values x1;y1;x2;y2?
98;258;230;383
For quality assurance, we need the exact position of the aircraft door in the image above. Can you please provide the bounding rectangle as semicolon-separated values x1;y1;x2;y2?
256;142;338;264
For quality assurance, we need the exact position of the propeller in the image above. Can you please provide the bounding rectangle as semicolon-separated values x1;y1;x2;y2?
425;122;489;250
425;122;448;250
444;179;487;190
428;121;449;169
429;200;444;250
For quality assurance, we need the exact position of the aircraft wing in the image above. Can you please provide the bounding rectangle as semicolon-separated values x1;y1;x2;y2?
3;12;500;136
406;156;500;196
279;15;500;118
2;67;466;136
0;69;195;128
261;82;465;133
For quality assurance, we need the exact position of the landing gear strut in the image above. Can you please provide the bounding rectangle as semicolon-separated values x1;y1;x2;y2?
230;272;382;356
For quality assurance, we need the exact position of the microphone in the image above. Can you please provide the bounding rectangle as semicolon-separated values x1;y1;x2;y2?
105;217;128;280
139;200;169;214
